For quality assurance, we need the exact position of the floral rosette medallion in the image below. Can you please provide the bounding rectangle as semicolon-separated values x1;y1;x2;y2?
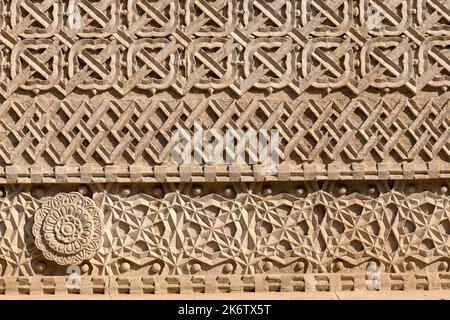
33;192;104;265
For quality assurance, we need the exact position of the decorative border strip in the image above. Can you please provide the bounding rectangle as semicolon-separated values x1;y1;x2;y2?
0;96;449;182
2;180;450;277
1;273;450;295
0;0;449;97
0;163;449;183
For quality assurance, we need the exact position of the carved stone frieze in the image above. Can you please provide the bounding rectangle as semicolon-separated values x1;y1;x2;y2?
0;0;449;296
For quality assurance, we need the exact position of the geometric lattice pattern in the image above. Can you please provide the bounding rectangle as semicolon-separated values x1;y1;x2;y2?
0;181;449;278
1;0;450;296
0;96;448;182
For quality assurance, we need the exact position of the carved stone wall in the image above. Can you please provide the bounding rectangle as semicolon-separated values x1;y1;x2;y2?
0;0;449;296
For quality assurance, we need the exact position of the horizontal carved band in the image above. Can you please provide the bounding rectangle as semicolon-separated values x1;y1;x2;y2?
0;96;448;182
0;0;449;97
0;273;449;295
1;180;450;278
0;163;448;183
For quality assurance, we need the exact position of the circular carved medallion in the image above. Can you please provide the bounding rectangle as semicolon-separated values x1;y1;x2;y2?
33;192;103;265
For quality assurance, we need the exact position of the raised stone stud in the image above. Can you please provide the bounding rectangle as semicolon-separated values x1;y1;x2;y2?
153;186;164;198
80;264;90;274
263;261;273;271
191;263;201;274
191;186;202;197
223;263;233;274
334;261;344;271
337;185;347;195
36;261;46;273
151;262;162;274
120;262;131;273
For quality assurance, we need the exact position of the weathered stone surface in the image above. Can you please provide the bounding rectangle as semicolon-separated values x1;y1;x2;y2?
0;0;449;297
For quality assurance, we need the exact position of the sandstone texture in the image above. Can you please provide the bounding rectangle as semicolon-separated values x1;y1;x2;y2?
0;0;449;298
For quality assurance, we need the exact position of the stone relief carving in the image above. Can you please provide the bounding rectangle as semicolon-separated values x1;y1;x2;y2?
0;96;447;183
0;182;446;295
0;0;448;296
0;0;449;96
32;192;103;266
